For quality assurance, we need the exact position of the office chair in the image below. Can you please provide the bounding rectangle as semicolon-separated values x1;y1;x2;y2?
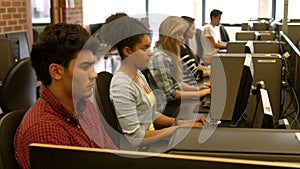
219;25;230;42
0;58;37;119
0;109;26;169
195;28;204;62
94;71;122;134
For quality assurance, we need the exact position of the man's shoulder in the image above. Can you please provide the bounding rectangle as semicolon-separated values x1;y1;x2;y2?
23;99;64;125
202;23;213;30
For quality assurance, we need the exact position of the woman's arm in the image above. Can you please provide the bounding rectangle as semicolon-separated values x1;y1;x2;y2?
175;89;211;99
141;115;207;146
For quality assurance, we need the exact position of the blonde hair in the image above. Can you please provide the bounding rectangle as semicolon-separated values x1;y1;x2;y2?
158;16;188;81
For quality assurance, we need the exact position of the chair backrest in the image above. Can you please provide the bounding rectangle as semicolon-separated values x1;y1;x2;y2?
219;25;230;42
141;69;181;118
195;28;204;61
94;71;122;134
0;58;37;116
0;109;26;169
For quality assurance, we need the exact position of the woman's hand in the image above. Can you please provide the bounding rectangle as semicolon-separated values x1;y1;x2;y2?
198;88;211;97
177;117;208;128
197;65;208;70
199;83;211;90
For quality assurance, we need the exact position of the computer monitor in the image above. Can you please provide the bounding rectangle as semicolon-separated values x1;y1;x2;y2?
210;53;281;127
230;41;254;126
90;23;103;35
6;31;30;59
245;40;254;54
251;87;276;129
0;34;5;39
89;23;103;42
89;23;103;34
231;50;254;126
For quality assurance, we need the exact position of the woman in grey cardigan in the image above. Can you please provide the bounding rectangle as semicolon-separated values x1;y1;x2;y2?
101;13;207;151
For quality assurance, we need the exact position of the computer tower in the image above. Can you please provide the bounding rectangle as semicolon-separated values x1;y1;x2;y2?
0;38;20;81
210;54;282;125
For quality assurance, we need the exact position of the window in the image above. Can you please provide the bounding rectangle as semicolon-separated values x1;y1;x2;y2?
205;0;270;24
31;0;51;24
149;0;194;17
148;0;196;46
276;0;300;21
82;0;146;25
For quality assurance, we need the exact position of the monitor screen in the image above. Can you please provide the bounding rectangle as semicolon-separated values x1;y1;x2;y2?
0;34;6;38
90;23;103;34
231;53;254;126
6;31;30;59
245;40;254;53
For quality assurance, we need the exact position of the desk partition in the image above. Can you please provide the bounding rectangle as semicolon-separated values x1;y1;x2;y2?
235;31;276;41
210;54;282;123
226;41;280;53
30;143;300;169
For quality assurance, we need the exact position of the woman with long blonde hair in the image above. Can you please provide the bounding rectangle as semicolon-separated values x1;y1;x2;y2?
148;16;210;117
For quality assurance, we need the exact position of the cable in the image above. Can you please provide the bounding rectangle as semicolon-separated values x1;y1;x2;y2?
282;52;300;128
290;87;299;128
279;52;292;119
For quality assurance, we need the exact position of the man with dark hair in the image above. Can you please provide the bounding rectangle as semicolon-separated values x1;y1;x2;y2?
14;23;117;169
201;9;227;64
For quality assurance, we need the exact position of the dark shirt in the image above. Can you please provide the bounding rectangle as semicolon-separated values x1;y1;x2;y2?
14;84;117;169
180;44;203;85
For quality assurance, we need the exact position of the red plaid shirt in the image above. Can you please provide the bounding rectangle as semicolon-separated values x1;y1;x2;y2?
14;84;117;169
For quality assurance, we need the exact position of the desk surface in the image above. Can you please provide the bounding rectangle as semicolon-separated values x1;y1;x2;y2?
168;127;300;162
30;143;300;169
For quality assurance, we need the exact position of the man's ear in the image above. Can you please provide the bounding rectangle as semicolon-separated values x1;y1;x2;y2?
49;63;64;80
122;46;133;58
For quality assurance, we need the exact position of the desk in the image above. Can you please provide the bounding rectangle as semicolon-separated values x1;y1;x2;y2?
30;143;300;169
168;127;300;162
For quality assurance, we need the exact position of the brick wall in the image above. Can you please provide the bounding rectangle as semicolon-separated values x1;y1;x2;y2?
64;0;83;25
0;0;83;46
0;0;28;34
51;0;83;25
